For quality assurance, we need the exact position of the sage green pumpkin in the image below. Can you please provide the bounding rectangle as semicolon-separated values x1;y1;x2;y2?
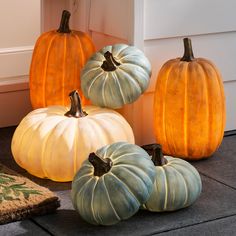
71;142;156;225
142;144;202;212
81;44;152;109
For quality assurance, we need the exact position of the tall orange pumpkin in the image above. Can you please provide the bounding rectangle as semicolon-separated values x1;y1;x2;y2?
30;10;95;109
154;38;226;160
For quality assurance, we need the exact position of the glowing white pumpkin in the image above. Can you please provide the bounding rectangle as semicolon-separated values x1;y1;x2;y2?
11;91;134;182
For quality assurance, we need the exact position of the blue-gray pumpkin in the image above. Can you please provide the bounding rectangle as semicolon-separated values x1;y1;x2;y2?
81;44;152;109
142;144;202;212
71;142;156;225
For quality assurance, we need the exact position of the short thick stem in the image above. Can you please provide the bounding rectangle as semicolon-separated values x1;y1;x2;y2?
64;90;87;118
89;153;113;177
57;10;71;33
180;38;195;62
101;51;121;71
142;144;167;166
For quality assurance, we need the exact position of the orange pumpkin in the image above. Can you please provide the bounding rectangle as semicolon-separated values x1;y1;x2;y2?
30;10;95;109
154;38;226;160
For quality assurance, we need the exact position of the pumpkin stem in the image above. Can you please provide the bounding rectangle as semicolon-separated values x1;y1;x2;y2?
142;144;167;166
65;90;87;118
101;51;121;71
89;153;113;177
57;10;71;33
180;38;195;62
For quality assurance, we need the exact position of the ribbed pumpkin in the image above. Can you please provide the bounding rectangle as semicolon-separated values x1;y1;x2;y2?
154;38;225;160
142;144;202;212
71;142;156;225
30;10;95;109
11;91;134;182
81;44;152;109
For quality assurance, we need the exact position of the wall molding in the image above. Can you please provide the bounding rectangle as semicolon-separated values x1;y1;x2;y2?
129;0;144;49
0;49;32;79
0;76;29;93
144;0;236;40
0;46;34;55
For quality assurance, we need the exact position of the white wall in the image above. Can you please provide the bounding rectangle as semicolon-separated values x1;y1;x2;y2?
144;0;236;40
0;0;73;127
0;0;41;80
42;0;70;32
0;0;41;127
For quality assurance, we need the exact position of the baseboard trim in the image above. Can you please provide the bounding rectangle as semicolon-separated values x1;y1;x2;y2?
0;76;29;93
224;130;236;137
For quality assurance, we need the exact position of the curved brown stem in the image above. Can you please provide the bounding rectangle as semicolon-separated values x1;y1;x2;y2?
64;90;87;118
57;10;71;33
142;144;167;166
180;38;195;62
89;153;113;177
101;51;121;71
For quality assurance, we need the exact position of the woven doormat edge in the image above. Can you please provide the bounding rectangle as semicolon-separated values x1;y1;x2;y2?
0;196;60;225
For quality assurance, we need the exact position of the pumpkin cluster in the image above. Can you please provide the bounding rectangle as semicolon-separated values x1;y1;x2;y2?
12;10;152;182
10;9;226;226
71;142;202;225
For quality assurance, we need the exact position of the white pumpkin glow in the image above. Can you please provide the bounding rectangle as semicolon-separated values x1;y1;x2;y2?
11;91;134;182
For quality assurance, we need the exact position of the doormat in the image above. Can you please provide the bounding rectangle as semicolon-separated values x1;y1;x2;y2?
0;163;60;225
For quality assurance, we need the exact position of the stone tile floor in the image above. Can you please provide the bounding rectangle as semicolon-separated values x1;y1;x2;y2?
0;126;236;236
